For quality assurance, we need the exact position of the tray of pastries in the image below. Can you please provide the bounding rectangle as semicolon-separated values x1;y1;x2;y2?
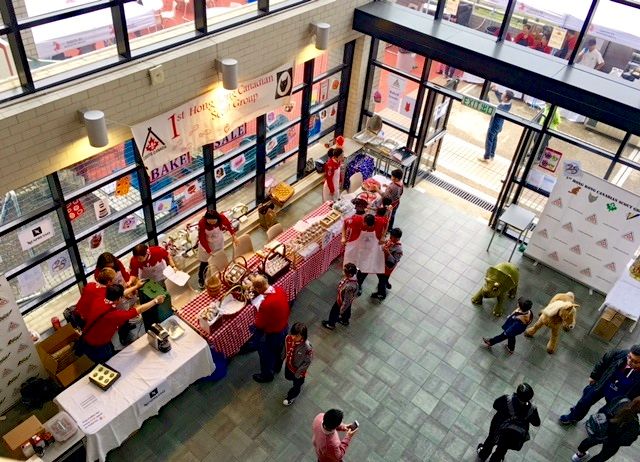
89;364;121;391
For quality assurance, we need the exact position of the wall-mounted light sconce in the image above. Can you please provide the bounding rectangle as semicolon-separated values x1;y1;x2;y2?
215;58;239;90
79;109;108;148
310;22;331;51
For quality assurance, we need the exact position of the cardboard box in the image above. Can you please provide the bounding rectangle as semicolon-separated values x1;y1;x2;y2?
35;324;94;387
2;415;43;459
591;308;626;341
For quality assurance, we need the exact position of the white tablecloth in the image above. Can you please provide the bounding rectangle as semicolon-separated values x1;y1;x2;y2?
54;317;214;462
602;261;640;322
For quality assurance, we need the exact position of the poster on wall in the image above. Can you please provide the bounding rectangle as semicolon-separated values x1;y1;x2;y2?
525;166;640;293
0;275;45;414
131;63;294;183
386;75;406;112
18;218;55;251
539;147;562;173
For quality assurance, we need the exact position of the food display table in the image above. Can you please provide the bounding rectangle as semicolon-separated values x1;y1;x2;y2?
596;260;640;332
178;203;344;357
53;317;214;462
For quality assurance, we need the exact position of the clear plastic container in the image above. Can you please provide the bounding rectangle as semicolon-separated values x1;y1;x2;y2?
45;411;77;442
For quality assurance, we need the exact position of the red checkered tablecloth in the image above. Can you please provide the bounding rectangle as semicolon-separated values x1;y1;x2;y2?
178;202;344;357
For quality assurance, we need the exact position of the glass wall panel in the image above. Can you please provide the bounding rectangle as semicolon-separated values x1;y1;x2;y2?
150;147;204;196
23;285;81;334
576;1;640;79
216;178;256;214
622;137;640;163
127;0;193;54
153;176;206;229
0;177;53;225
441;1;506;36
9;250;75;306
23;11;119;81
428;62;484;97
214;150;257;200
207;1;258;28
367;66;420;127
555;110;622;154
484;82;544;121
607;162;640;191
59;142;137;196
266;153;298;187
67;172;142;236
77;210;147;270
0;35;21;94
311;75;340;106
0;210;64;275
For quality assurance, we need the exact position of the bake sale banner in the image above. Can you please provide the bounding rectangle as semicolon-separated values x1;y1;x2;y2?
525;164;640;294
0;276;44;414
131;63;294;182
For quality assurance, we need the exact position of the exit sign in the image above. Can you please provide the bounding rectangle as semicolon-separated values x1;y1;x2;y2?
461;96;496;116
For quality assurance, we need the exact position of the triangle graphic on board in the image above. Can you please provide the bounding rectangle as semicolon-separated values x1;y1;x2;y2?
551;198;563;208
548;251;559;261
2;368;11;378
627;212;640;220
586;214;598;224
623;232;634;242
562;222;573;232
605;262;617;272
570;245;581;255
579;268;592;277
596;238;608;249
538;228;548;238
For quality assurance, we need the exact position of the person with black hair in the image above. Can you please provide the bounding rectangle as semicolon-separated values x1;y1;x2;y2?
95;252;132;287
282;322;313;406
197;209;237;289
80;284;165;363
477;383;540;461
322;263;359;330
572;396;640;462
577;38;604;70
560;344;640;425
483;297;533;354
381;169;404;230
312;409;357;462
130;243;177;283
481;85;514;162
372;227;403;301
322;147;344;202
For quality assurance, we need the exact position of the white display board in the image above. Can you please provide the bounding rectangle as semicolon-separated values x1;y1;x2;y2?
0;276;45;414
526;168;640;294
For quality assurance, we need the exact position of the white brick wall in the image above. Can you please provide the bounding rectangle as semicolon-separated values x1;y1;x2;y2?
0;0;370;194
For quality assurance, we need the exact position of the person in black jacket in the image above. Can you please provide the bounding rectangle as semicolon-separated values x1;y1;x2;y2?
572;396;640;462
560;344;640;425
477;383;541;462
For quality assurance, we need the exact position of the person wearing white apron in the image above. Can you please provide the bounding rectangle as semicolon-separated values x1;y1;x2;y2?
197;210;237;290
322;148;344;203
130;244;176;329
343;214;386;276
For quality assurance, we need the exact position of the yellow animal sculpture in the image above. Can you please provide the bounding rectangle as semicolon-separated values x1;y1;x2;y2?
524;292;579;354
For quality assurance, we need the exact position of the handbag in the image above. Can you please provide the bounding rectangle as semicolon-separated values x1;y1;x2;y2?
74;306;117;355
63;306;85;329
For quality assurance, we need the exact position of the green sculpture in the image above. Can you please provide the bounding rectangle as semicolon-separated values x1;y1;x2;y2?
471;262;519;317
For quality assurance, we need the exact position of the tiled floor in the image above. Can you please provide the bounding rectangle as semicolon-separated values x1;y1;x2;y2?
104;184;640;461
47;185;640;460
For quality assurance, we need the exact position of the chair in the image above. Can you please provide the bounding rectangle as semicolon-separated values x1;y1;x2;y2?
266;223;284;241
348;172;363;193
353;114;383;144
161;1;177;23
207;249;229;274
165;278;197;311
233;234;254;260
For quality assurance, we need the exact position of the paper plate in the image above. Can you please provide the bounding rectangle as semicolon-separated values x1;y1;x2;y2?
218;295;245;315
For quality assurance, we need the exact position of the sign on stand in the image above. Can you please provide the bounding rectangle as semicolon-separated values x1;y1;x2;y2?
461;95;496;116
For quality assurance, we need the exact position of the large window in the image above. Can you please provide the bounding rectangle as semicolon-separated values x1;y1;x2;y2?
1;40;355;333
0;0;315;102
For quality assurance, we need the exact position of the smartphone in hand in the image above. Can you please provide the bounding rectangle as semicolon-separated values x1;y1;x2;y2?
349;420;359;431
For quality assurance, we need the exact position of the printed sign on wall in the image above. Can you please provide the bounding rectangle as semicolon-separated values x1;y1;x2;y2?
18;218;55;251
131;63;294;183
526;168;640;293
0;276;45;414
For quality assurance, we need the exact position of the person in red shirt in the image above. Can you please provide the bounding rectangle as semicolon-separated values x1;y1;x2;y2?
95;252;132;287
197;210;236;290
251;275;290;383
514;24;535;47
79;284;165;363
558;30;578;60
130;244;177;283
353;209;390;295
322;263;359;330
322;148;344;202
533;33;552;55
75;268;116;322
312;409;358;462
282;322;313;406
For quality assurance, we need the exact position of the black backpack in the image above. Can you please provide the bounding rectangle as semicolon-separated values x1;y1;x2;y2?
497;395;535;450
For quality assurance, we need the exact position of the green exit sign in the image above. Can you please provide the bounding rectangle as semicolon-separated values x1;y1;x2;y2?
461;96;496;116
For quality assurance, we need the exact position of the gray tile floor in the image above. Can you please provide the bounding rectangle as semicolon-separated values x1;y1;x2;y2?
107;185;640;462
